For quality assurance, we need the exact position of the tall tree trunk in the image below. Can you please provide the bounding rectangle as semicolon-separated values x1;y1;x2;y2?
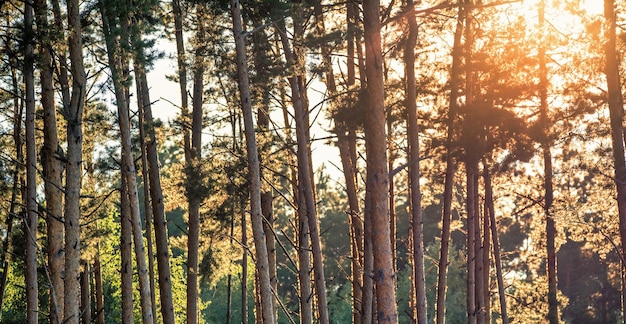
230;1;276;322
35;0;64;320
241;207;249;324
277;12;330;323
172;0;190;162
137;80;158;324
80;262;92;324
186;5;206;320
100;2;154;321
134;58;176;324
539;2;558;323
363;0;398;322
64;0;87;320
436;3;463;323
24;1;38;321
120;176;135;324
405;1;427;322
484;167;508;324
279;89;313;324
482;166;491;324
464;2;478;322
342;3;363;320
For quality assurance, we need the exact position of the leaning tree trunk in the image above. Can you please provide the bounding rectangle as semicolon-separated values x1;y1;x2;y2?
34;0;64;320
484;166;508;324
230;1;275;322
363;0;398;322
64;0;87;320
436;3;463;324
100;2;154;321
277;15;330;323
605;0;626;321
24;1;38;321
134;59;175;324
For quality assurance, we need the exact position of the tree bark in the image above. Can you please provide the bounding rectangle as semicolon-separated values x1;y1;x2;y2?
80;262;92;324
405;1;427;321
34;0;65;320
230;1;275;322
363;0;398;322
134;59;175;324
484;167;508;324
100;2;154;321
64;0;87;321
24;1;38;321
277;16;330;323
120;176;135;324
137;78;158;324
186;5;206;321
436;3;463;324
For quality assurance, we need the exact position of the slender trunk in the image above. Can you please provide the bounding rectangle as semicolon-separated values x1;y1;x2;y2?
242;207;249;324
466;162;477;324
24;1;38;321
94;250;105;324
279;91;313;324
436;3;464;324
362;182;374;324
539;2;558;323
363;0;398;322
35;0;64;320
135;60;176;324
120;176;134;324
80;262;92;324
0;70;23;318
484;167;508;324
276;18;330;323
172;0;190;162
230;1;275;322
482;167;491;324
137;61;158;324
100;2;154;320
474;172;485;324
405;1;427;321
64;0;87;320
464;2;478;322
186;6;206;319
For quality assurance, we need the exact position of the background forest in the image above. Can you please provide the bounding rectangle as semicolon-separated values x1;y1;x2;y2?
0;0;625;323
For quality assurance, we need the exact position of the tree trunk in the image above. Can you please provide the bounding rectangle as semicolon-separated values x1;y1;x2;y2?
120;176;135;324
134;59;175;324
137;79;158;324
436;3;463;324
538;2;558;323
80;262;92;324
363;0;398;322
484;167;508;324
100;2;154;321
64;0;87;320
405;1;427;321
34;0;64;320
241;207;249;324
277;16;330;323
94;250;105;324
172;0;190;162
230;1;275;322
24;1;38;321
186;5;206;320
